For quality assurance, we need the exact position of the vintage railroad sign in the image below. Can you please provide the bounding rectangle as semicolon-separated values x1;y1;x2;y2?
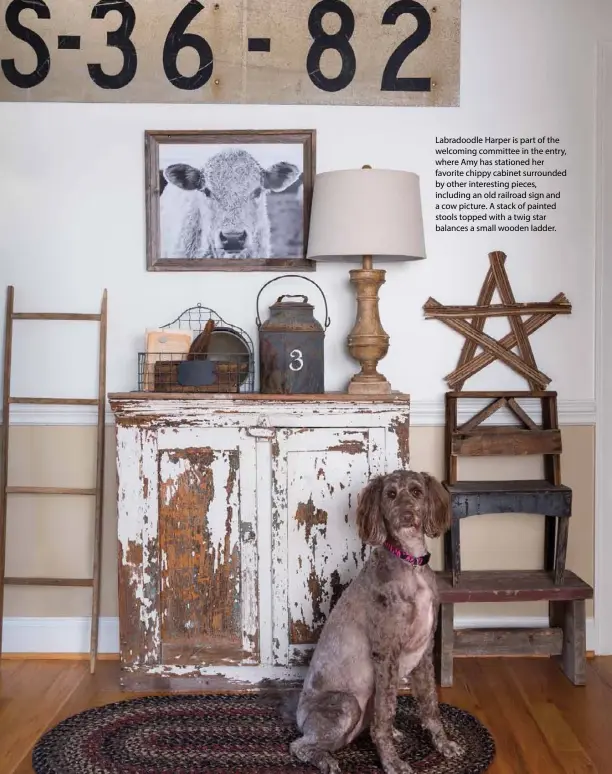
0;0;460;105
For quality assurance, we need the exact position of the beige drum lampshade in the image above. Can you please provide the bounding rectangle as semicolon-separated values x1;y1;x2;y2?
306;167;427;262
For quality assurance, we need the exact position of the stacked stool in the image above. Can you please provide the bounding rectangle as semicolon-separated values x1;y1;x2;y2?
434;390;593;687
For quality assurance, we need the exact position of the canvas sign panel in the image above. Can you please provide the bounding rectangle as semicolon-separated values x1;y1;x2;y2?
0;0;460;105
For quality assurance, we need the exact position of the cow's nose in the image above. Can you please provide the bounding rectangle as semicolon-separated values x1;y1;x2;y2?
219;230;247;251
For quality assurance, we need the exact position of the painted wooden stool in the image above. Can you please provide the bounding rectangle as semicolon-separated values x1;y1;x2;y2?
434;569;593;687
434;391;593;687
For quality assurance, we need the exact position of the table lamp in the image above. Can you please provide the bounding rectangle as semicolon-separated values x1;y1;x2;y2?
306;165;426;395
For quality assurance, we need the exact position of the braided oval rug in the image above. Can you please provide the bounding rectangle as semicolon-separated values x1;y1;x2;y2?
32;694;495;774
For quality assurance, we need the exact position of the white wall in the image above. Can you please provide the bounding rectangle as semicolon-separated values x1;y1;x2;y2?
0;0;605;412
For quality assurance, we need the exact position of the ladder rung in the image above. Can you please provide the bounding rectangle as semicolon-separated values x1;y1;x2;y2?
6;486;96;495
12;313;101;321
4;577;93;587
9;397;99;405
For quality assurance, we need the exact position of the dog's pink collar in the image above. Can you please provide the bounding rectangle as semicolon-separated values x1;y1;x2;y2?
383;541;431;566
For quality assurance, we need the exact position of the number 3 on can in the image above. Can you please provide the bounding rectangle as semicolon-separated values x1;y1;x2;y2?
289;349;304;372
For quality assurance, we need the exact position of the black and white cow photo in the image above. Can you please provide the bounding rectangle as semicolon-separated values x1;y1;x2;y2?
157;141;305;263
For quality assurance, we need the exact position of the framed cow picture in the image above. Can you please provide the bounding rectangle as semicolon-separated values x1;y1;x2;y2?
145;129;316;272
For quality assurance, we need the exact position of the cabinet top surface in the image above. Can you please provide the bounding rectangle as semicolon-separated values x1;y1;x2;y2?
108;391;410;405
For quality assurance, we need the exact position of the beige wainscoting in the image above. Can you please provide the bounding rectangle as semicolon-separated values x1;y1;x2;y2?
2;423;594;638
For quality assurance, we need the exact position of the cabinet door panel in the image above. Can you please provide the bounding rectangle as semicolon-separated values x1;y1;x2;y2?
272;427;384;666
157;428;258;666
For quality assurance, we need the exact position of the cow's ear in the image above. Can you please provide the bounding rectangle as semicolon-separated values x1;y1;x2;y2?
263;162;300;192
163;164;205;191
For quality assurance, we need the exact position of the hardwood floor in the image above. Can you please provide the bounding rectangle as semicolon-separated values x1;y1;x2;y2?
1;657;611;773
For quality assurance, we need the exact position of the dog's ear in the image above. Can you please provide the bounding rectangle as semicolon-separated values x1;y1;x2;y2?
421;472;451;538
356;475;386;546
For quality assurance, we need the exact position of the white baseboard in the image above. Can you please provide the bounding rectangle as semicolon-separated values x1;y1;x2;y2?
2;616;120;654
1;615;596;655
5;398;597;427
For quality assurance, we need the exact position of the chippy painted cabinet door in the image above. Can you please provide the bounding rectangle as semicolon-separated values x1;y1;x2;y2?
271;427;385;666
111;393;410;689
117;425;258;671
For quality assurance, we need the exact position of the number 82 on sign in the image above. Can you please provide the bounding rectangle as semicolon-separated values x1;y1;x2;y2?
0;0;460;105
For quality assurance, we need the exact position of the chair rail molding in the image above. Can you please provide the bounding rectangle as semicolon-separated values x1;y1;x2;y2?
5;397;597;427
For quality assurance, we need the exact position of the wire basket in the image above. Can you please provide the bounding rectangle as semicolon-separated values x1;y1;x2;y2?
138;304;255;394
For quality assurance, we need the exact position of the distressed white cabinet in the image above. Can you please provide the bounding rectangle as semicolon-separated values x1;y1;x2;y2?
109;393;410;690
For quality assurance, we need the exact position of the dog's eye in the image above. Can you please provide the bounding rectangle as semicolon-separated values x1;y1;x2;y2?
387;489;397;500
203;187;212;198
410;487;422;498
252;187;262;199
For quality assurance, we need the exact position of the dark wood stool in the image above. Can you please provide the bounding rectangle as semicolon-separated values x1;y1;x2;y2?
434;569;593;687
443;391;571;586
435;390;593;687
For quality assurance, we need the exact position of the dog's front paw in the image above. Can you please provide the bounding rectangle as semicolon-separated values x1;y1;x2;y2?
324;760;342;774
381;759;414;774
437;739;463;758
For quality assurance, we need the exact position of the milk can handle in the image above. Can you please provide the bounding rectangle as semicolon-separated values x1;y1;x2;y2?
256;275;330;329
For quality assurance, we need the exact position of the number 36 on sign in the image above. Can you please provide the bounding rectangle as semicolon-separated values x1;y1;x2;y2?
0;0;460;105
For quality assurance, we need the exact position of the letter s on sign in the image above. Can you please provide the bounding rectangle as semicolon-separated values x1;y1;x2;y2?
289;349;304;372
1;0;51;89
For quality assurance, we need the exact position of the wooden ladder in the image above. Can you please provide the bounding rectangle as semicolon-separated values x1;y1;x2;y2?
0;286;108;673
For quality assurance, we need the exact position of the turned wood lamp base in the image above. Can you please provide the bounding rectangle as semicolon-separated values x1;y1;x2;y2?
305;162;425;396
347;255;392;396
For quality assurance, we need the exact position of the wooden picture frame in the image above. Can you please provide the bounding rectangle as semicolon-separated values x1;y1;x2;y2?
145;129;316;272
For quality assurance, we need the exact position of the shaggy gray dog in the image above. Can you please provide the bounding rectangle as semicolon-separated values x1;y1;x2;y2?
290;469;462;774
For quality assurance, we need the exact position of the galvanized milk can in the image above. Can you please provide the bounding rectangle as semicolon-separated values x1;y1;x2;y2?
256;275;330;394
